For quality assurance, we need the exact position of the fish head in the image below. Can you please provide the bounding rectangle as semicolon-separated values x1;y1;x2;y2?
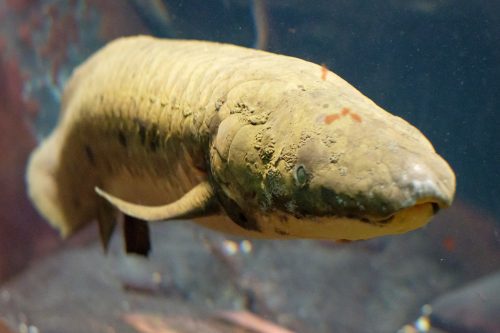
209;87;456;240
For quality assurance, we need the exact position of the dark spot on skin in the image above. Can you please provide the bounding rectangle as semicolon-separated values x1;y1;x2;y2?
194;164;207;173
132;118;162;151
210;175;261;232
274;227;289;236
337;239;352;243
346;214;372;224
149;124;160;152
322;104;329;108
259;145;274;164
265;169;288;203
139;125;146;145
219;195;261;232
84;145;95;166
118;130;127;147
215;97;226;112
291;211;306;219
329;155;339;163
243;190;258;201
134;118;147;145
238;213;248;223
377;215;394;225
231;210;261;232
279;215;288;223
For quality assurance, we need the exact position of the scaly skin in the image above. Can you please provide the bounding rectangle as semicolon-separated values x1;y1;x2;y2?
26;36;456;243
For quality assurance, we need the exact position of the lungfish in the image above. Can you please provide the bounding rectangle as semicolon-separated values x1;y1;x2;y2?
26;36;456;253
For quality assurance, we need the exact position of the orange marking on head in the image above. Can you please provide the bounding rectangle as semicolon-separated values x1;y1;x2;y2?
324;113;340;124
350;113;362;123
341;107;350;116
321;64;328;81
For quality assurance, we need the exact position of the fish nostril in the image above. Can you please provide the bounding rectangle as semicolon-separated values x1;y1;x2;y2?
431;202;440;214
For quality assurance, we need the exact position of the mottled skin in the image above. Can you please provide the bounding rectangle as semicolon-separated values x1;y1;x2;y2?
27;36;455;246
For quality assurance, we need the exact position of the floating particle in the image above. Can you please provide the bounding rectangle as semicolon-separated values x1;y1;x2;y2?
222;240;238;255
240;240;253;254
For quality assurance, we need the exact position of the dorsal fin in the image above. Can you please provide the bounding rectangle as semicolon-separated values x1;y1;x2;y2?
95;181;217;222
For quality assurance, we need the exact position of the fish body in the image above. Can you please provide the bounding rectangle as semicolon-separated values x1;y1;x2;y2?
26;36;455;247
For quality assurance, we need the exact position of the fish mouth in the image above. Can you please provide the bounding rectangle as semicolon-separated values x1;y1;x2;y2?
336;158;455;225
369;201;438;235
365;201;441;226
315;182;452;225
345;198;449;226
270;200;441;240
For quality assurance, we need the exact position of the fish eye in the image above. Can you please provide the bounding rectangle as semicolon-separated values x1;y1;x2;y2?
294;165;309;187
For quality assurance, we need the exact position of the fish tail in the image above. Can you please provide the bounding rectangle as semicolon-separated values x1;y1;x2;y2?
26;133;73;237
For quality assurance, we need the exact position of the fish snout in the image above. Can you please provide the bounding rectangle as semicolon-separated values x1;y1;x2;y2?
315;150;455;222
394;152;456;213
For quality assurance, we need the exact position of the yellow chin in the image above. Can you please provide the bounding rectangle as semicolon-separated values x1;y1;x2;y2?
194;203;436;240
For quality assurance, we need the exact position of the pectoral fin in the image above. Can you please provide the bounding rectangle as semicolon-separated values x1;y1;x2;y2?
96;202;117;252
95;180;217;222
